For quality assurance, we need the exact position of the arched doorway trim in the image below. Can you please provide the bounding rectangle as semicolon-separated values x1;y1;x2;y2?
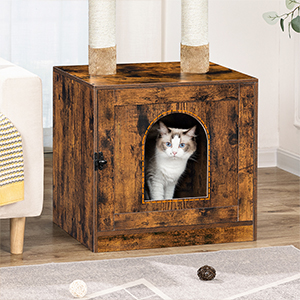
141;109;211;204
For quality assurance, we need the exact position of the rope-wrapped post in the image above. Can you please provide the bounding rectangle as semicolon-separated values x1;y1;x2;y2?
89;0;116;75
181;0;209;73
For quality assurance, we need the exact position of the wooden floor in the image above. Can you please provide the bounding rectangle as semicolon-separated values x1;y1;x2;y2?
0;154;299;267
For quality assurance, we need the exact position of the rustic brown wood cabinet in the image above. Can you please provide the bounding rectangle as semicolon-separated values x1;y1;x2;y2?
53;62;258;252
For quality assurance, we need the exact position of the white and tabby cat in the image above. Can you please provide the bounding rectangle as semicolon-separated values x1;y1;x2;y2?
145;121;197;200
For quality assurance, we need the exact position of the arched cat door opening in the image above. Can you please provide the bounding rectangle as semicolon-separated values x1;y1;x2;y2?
142;111;210;203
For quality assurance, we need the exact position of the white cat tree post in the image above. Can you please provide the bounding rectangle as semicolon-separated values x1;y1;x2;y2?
89;0;116;75
181;0;209;73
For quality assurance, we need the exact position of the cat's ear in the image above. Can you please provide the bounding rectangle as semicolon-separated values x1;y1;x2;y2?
186;125;197;138
158;122;170;135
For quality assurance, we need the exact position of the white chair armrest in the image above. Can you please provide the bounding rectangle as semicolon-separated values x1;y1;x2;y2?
0;59;44;218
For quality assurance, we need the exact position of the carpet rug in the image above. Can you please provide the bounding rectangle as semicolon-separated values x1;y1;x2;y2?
0;246;299;300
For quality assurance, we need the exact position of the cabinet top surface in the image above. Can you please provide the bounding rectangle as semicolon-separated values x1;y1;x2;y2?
54;62;257;88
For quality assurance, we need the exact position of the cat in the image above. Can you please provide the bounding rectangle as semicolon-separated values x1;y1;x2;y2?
145;121;197;200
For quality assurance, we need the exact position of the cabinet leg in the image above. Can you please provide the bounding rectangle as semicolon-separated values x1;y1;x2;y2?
10;217;26;254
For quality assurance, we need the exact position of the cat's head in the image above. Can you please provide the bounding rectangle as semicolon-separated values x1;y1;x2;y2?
156;121;197;160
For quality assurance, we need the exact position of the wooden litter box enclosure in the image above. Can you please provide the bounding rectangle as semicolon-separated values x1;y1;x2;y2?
53;62;258;252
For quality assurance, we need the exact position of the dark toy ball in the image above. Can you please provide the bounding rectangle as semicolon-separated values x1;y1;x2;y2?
197;265;216;281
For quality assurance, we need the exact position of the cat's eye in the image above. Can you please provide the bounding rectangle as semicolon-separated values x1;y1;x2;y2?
166;142;172;147
179;143;185;148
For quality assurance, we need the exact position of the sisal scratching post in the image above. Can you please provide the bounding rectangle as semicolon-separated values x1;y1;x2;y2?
89;0;116;75
181;0;209;73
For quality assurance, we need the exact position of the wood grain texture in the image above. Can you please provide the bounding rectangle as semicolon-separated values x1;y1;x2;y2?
52;62;258;252
238;84;257;222
114;83;239;106
96;90;115;232
114;207;238;230
53;72;95;251
97;225;254;252
54;62;256;89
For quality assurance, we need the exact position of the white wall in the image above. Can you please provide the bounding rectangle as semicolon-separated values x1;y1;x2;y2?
0;0;299;174
209;0;280;155
276;0;300;175
0;0;89;151
116;0;162;63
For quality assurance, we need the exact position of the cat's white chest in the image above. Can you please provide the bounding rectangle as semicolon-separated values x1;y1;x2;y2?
157;157;187;183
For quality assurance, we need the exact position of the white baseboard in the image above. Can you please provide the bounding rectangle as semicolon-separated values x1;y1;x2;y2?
258;148;300;176
258;148;277;168
277;149;300;177
43;127;53;150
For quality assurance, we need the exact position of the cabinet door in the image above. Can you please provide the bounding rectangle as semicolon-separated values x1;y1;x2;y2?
108;84;240;232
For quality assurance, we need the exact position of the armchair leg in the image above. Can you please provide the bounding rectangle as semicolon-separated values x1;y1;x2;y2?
10;217;26;254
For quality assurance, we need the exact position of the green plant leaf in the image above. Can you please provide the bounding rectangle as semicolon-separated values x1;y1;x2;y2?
288;21;292;37
291;15;300;32
280;18;285;31
263;11;279;25
286;0;296;10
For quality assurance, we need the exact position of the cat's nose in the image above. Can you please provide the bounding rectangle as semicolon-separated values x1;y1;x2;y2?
172;151;177;156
